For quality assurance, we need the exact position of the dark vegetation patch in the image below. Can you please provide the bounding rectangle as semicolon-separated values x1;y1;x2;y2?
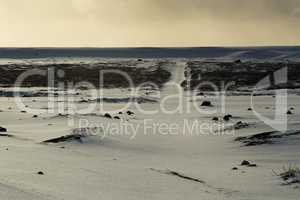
150;168;205;184
235;130;300;146
274;165;300;186
0;61;171;88
43;134;84;144
181;61;300;91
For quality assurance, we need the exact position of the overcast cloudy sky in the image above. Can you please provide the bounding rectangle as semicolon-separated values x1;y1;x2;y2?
0;0;299;47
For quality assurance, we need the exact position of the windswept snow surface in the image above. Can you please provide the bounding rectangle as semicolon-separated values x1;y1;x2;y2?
0;59;300;200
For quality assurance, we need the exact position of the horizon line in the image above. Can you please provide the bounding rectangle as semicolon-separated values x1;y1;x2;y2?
0;45;300;49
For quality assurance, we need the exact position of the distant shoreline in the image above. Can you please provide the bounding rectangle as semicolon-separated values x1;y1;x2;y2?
0;47;300;59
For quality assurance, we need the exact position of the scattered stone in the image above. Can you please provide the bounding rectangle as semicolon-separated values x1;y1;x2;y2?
241;160;251;166
235;130;300;146
290;107;295;110
201;101;212;107
234;121;249;130
33;115;38;118
43;134;84;144
223;114;232;121
21;110;27;113
137;59;143;62
232;167;238;170
118;112;123;114
114;116;121;120
287;110;293;115
79;99;89;103
37;171;44;175
0;127;7;132
234;59;242;64
127;111;134;116
248;164;257;167
104;113;112;119
212;117;219;121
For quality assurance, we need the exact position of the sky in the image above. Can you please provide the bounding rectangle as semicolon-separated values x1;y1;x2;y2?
0;0;300;47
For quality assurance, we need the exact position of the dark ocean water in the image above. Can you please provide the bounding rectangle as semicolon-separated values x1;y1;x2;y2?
0;47;299;59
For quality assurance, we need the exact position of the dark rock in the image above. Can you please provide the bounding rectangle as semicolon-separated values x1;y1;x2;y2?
33;115;38;118
287;110;293;115
80;99;89;103
21;110;27;113
234;121;249;130
212;117;219;121
0;127;7;132
201;101;212;107
43;134;83;144
127;111;134;116
234;59;242;64
137;59;143;62
232;167;238;170
104;113;112;119
37;171;44;175
114;116;121;120
248;108;252;111
118;112;123;114
248;164;257;167
241;160;251;166
223;114;232;121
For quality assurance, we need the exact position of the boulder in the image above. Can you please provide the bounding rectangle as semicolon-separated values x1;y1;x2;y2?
212;117;219;121
223;114;232;121
234;59;242;64
234;121;249;130
104;113;112;119
287;110;293;115
248;164;257;167
0;127;7;132
201;101;212;107
37;171;44;175
127;111;134;116
241;160;250;166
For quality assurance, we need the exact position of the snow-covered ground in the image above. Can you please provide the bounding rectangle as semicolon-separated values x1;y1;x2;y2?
0;60;300;200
